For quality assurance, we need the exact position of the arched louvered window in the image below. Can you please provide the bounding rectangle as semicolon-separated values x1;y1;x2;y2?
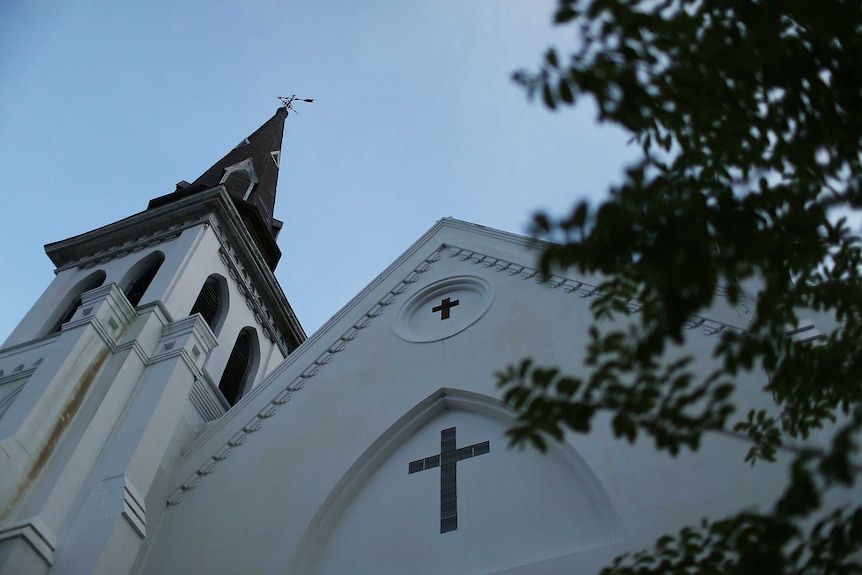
124;252;164;307
189;276;223;333
51;270;106;333
219;328;257;406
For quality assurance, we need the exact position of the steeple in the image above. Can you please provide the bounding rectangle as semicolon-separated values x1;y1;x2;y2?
188;107;286;222
0;103;309;575
148;108;289;270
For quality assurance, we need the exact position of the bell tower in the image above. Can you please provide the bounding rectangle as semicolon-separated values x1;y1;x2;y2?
0;108;305;574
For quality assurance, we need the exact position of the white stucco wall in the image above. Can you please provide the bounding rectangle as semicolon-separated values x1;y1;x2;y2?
140;220;788;575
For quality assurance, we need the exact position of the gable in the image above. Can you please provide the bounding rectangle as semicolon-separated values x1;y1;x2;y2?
140;218;778;575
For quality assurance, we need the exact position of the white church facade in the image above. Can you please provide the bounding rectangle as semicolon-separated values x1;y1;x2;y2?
0;109;789;574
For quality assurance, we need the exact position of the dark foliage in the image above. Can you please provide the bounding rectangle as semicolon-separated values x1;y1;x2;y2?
499;1;862;572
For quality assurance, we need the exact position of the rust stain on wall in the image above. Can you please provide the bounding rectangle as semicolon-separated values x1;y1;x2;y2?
1;347;110;520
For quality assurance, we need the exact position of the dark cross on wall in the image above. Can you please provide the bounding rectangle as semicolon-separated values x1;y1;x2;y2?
408;427;490;533
432;297;460;320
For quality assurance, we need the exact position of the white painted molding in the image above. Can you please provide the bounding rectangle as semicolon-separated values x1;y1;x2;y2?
447;245;747;337
67;224;188;273
122;478;147;539
61;284;139;347
189;372;228;422
0;368;37;389
0;382;26;420
392;275;494;343
786;318;826;344
216;239;289;354
0;516;57;566
149;314;218;376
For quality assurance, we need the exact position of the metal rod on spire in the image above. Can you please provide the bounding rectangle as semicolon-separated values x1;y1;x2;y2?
278;95;314;116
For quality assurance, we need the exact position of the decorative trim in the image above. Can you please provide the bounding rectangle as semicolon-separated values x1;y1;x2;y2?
122;479;147;538
786;318;826;344
216;239;289;355
62;289;137;349
149;315;218;376
0;516;57;565
393;276;494;343
0;382;26;420
0;367;37;388
0;336;57;369
64;221;191;272
447;246;747;337
189;373;228;422
701;320;726;336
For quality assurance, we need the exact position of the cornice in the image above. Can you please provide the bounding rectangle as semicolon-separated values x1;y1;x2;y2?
214;227;292;355
45;192;209;274
198;189;305;350
445;245;748;335
65;227;185;272
0;366;39;387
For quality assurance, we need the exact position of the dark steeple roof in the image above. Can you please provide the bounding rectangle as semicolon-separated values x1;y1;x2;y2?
188;107;286;220
148;108;289;270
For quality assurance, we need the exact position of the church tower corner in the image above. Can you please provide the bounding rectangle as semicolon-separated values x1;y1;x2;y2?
0;108;306;575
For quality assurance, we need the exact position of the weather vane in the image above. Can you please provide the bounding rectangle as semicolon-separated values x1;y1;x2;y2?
279;95;314;115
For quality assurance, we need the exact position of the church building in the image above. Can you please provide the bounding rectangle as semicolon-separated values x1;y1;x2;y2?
0;108;789;574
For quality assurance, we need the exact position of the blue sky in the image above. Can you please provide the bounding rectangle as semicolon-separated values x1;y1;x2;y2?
0;1;635;341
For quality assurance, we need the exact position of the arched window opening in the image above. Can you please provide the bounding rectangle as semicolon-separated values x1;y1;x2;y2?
218;328;257;406
124;252;165;307
54;299;84;333
51;270;106;333
189;276;224;333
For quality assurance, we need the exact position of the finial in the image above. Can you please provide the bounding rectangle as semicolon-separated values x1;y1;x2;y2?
278;95;314;116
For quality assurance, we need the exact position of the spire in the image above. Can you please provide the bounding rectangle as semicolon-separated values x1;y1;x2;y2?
188;107;287;223
148;108;289;270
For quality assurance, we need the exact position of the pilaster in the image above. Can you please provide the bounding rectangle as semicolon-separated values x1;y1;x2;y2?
49;314;216;575
0;285;135;517
0;285;136;572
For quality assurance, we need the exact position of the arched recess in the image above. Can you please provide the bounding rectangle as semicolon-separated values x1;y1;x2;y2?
48;270;107;334
287;388;622;574
218;327;260;406
121;250;165;307
189;274;228;336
